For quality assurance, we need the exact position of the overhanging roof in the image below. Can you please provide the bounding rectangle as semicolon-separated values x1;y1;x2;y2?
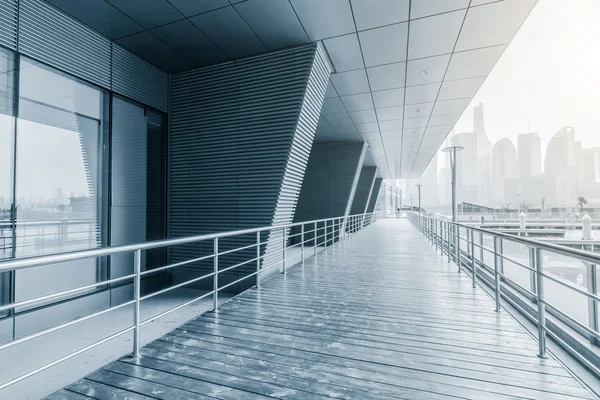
46;0;537;179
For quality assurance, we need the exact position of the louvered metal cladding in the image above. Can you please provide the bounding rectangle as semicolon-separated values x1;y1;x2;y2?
292;141;367;243
169;43;330;293
18;0;111;89
349;166;377;216
0;0;17;50
112;44;168;113
367;178;384;213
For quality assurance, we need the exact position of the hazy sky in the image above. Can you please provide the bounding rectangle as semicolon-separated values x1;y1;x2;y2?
452;0;600;156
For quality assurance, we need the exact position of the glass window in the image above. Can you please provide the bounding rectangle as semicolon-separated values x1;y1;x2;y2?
14;58;107;304
0;48;15;314
110;96;166;285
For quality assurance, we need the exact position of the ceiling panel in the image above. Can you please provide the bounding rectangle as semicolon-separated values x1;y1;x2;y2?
373;88;404;108
321;97;347;115
349;109;377;124
168;0;229;17
190;7;266;59
404;102;434;119
324;113;353;127
324;82;339;98
431;97;471;115
437;76;485;100
407;10;465;60
358;23;408;67
330;70;370;96
46;0;144;39
445;45;505;81
350;0;410;31
379;119;403;131
366;62;406;91
403;117;429;129
106;0;183;29
405;82;441;105
332;124;359;135
429;113;461;126
376;106;403;121
340;93;374;112
456;0;537;51
289;0;355;41
150;19;228;66
234;0;309;50
356;122;380;133
410;0;469;20
323;34;364;72
116;30;191;72
405;54;450;86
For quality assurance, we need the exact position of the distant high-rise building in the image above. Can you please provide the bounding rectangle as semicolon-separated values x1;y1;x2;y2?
492;138;518;205
545;127;576;205
451;129;492;206
473;102;485;135
517;132;542;199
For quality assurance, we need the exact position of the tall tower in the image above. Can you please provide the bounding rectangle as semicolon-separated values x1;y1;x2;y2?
473;102;485;135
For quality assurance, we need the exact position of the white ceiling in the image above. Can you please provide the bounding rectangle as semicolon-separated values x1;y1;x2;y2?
46;0;538;179
314;0;537;178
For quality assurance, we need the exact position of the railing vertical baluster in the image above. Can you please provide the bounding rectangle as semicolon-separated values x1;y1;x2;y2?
213;238;219;313
499;238;504;279
493;237;501;312
314;222;318;256
457;226;461;273
470;230;476;288
132;249;141;358
300;224;305;263
535;247;547;358
256;231;261;288
587;263;598;345
529;246;537;295
446;223;450;263
479;232;484;262
434;219;438;251
282;227;287;274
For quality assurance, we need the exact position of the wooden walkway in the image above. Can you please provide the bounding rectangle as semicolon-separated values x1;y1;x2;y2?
47;219;596;400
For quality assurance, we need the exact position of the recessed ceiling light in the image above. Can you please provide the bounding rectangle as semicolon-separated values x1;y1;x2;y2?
421;70;430;75
415;109;420;113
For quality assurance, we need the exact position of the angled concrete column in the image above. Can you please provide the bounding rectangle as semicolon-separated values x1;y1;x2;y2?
367;178;384;213
293;141;367;243
350;167;378;216
168;43;330;292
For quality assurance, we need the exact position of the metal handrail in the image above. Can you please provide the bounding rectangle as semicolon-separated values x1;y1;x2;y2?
0;211;381;391
410;212;600;370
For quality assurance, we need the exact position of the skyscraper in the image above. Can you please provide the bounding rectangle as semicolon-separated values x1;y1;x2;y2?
492;138;518;205
473;102;485;135
545;127;576;204
517;132;542;195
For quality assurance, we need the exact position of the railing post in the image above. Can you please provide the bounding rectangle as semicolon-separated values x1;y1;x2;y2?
499;238;505;279
479;232;484;262
457;226;461;273
132;249;141;358
256;231;261;288
446;223;450;263
300;224;305;263
213;237;219;313
529;246;537;296
314;222;318;256
493;237;501;312
587;263;598;345
434;219;438;251
535;247;547;358
470;229;476;289
282;227;287;274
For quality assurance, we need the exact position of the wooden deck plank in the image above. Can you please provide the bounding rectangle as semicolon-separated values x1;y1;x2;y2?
48;219;595;400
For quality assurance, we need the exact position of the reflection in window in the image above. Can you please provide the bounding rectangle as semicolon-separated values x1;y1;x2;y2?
14;58;107;304
15;58;105;257
0;48;15;314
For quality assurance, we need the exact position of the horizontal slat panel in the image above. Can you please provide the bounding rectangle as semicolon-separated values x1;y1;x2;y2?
367;178;383;213
0;0;17;50
18;0;111;89
350;166;377;215
112;44;168;113
169;43;330;292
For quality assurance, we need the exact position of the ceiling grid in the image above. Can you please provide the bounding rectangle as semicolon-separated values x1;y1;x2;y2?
45;0;538;178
